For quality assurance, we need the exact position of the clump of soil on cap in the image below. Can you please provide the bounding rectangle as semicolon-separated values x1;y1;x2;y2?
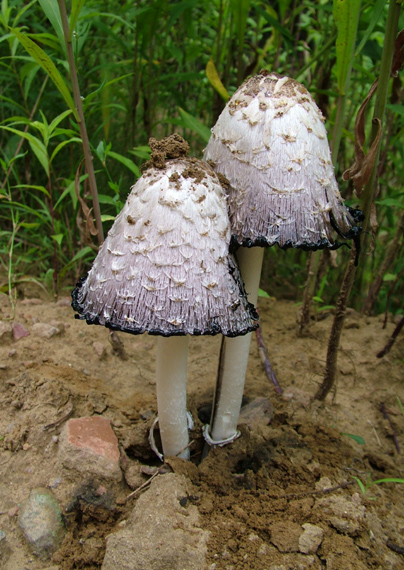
145;132;190;169
0;289;404;569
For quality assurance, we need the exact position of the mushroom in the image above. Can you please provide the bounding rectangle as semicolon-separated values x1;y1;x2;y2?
72;134;258;460
203;71;362;444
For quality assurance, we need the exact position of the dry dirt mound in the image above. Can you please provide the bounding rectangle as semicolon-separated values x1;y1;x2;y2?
0;295;403;569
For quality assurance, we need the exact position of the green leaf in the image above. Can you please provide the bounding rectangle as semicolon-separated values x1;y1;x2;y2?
341;432;366;445
355;0;386;57
37;0;65;55
376;197;404;209
69;0;86;41
48;109;73;137
177;107;211;143
51;233;64;245
382;273;397;282
98;194;117;205
333;0;361;95
107;150;140;177
129;146;151;160
0;126;49;176
206;58;229;102
9;28;79;122
13;184;50;197
101;214;116;222
371;478;404;486
351;476;367;495
50;136;81;163
255;6;295;44
229;0;252;52
258;288;270;298
386;103;404;117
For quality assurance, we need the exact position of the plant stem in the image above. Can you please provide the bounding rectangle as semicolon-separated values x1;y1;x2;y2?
57;0;104;245
315;0;402;401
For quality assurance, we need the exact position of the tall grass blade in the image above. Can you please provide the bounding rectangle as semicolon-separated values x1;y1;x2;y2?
9;28;79;121
333;0;361;95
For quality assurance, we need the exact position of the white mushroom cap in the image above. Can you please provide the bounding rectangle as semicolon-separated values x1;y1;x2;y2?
204;71;362;250
72;148;257;337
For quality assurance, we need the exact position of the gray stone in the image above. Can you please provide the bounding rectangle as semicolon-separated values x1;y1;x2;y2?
32;322;60;338
298;523;324;554
102;473;209;570
19;487;65;560
239;397;274;429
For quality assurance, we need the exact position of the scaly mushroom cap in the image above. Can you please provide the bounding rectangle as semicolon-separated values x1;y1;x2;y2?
204;71;362;250
72;154;257;337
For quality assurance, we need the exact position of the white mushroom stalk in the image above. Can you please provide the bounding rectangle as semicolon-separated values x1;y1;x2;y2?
72;134;258;460
204;72;363;445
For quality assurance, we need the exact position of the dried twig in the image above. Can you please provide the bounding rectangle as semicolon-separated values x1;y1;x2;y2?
380;402;400;454
123;440;195;502
377;316;404;358
255;326;282;394
42;397;74;431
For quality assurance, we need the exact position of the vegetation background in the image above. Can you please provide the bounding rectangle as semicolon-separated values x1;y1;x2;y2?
1;0;403;325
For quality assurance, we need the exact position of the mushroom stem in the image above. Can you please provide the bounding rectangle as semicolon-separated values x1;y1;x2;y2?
156;336;190;460
210;247;264;442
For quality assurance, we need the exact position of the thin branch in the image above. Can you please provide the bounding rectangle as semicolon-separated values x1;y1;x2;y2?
57;0;104;245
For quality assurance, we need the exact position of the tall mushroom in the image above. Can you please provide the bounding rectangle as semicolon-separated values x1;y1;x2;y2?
72;134;257;460
203;71;362;444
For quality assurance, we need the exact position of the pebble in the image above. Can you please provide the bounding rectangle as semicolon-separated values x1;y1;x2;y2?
32;322;60;338
93;341;107;359
298;523;324;554
12;322;29;341
239;397;274;429
19;488;65;560
57;416;122;481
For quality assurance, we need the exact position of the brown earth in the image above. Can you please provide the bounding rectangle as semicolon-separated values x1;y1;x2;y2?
0;290;403;569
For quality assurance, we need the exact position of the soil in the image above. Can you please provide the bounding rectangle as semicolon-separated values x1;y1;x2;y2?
1;289;404;569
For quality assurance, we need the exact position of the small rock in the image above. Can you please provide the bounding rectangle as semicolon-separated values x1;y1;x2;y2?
20;298;42;305
102;473;208;570
299;523;324;554
32;322;60;338
8;506;20;517
270;521;301;553
12;322;29;341
239;397;274;429
0;321;13;342
123;460;146;490
50;320;65;332
315;494;366;536
58;416;122;481
93;342;107;359
19;488;65;560
8;349;16;357
56;297;72;306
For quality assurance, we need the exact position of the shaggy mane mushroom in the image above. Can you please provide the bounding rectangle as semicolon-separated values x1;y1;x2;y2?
72;134;257;460
203;72;362;446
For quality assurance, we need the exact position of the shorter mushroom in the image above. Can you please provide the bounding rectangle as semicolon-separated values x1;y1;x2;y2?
72;134;257;460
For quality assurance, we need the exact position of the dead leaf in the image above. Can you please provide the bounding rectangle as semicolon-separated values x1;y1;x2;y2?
74;159;98;248
342;81;382;196
392;29;404;77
